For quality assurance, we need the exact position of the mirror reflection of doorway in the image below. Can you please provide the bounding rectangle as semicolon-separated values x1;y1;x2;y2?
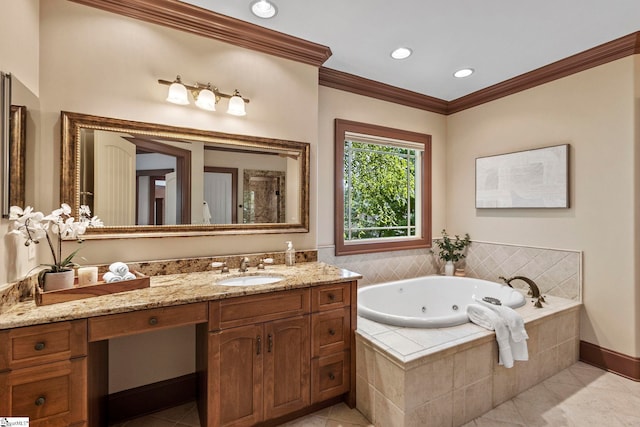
150;176;166;225
204;167;238;224
243;170;286;223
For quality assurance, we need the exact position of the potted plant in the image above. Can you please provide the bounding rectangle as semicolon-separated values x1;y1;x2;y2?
8;203;103;291
433;229;471;276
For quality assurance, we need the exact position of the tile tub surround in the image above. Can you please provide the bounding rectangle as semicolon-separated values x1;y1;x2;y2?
355;294;581;427
318;242;581;301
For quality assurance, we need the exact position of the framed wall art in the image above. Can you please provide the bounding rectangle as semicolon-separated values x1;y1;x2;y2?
476;144;569;209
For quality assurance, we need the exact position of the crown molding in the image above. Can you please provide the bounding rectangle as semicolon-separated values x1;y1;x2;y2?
448;31;640;114
68;0;332;67
319;68;449;115
320;31;640;115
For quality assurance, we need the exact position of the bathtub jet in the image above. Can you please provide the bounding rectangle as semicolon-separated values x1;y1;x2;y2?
357;276;526;328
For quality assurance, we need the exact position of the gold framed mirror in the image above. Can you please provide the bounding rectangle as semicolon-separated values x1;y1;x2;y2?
61;111;310;238
9;105;26;208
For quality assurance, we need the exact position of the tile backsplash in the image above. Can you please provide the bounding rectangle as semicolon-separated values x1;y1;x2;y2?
318;241;581;301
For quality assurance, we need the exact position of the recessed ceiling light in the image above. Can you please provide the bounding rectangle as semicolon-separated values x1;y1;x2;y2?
454;68;474;78
391;47;412;60
250;0;278;19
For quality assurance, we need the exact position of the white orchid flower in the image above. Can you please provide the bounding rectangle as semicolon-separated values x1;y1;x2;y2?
9;205;34;220
7;204;102;270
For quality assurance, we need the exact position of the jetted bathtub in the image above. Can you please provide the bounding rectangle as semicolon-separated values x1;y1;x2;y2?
358;275;526;328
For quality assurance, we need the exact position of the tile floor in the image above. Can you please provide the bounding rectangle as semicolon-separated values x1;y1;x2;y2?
110;362;640;427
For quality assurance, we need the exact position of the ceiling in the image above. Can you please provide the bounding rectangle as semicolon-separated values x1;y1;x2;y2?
182;0;640;101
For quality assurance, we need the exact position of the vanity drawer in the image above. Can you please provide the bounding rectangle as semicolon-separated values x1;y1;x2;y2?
88;302;208;341
211;289;310;330
0;320;87;371
0;358;86;426
311;283;351;312
311;351;350;403
311;307;350;358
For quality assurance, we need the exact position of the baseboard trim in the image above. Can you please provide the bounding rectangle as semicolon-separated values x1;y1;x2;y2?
108;373;197;423
579;340;640;381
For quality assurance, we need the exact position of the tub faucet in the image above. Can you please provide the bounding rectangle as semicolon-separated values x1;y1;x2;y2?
499;275;546;308
239;257;250;273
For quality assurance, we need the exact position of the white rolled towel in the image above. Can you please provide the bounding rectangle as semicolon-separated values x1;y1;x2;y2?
103;272;123;283
109;262;130;276
121;272;136;281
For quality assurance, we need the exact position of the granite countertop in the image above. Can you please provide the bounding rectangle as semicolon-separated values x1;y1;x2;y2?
0;262;362;330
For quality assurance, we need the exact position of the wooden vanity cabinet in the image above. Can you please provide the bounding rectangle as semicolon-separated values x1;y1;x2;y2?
204;289;311;427
0;320;88;426
201;282;356;427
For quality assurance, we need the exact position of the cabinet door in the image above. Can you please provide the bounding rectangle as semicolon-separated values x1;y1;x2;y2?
263;315;310;420
214;324;263;427
0;358;87;426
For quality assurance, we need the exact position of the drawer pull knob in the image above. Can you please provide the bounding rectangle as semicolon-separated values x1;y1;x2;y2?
34;342;46;351
256;336;262;355
328;372;335;381
329;329;336;336
328;293;335;301
268;334;273;353
35;396;46;406
148;317;158;326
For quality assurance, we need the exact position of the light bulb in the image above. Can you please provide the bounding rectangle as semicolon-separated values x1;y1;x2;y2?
251;0;277;19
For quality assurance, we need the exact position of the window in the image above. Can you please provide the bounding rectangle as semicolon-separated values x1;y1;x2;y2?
334;119;431;255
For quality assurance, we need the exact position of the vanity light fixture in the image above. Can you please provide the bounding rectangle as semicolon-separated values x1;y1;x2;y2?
158;76;250;115
453;68;475;78
250;0;278;19
391;47;412;60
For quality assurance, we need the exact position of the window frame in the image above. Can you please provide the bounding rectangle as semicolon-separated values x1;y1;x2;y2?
334;119;432;256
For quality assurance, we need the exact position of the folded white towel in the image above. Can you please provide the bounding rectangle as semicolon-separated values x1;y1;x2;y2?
109;262;129;276
510;336;529;361
103;272;123;283
478;299;529;343
474;298;529;365
467;303;500;330
467;304;514;368
121;272;136;281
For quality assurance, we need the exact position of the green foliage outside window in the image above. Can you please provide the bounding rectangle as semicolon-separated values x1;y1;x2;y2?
344;141;417;240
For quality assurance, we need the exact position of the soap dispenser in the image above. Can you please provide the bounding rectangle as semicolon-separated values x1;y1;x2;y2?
285;241;296;266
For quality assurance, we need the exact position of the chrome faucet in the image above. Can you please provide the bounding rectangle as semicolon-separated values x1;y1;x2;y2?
239;257;250;273
499;275;546;308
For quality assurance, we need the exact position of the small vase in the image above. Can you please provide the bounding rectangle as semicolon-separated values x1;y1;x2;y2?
444;261;455;276
42;269;75;291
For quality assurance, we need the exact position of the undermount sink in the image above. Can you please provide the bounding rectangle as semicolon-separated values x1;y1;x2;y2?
217;275;284;286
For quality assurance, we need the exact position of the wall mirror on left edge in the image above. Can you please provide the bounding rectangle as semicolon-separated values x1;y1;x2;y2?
61;111;310;238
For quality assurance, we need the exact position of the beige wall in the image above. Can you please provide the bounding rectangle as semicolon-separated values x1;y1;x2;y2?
317;86;448;247
447;57;638;356
0;0;40;286
0;0;39;96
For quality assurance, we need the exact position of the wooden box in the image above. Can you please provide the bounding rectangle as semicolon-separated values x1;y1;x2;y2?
35;271;150;306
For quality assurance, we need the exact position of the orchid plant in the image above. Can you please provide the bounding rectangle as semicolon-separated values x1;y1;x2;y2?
8;203;103;275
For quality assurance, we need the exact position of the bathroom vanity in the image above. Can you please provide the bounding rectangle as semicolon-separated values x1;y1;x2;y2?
0;262;361;427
